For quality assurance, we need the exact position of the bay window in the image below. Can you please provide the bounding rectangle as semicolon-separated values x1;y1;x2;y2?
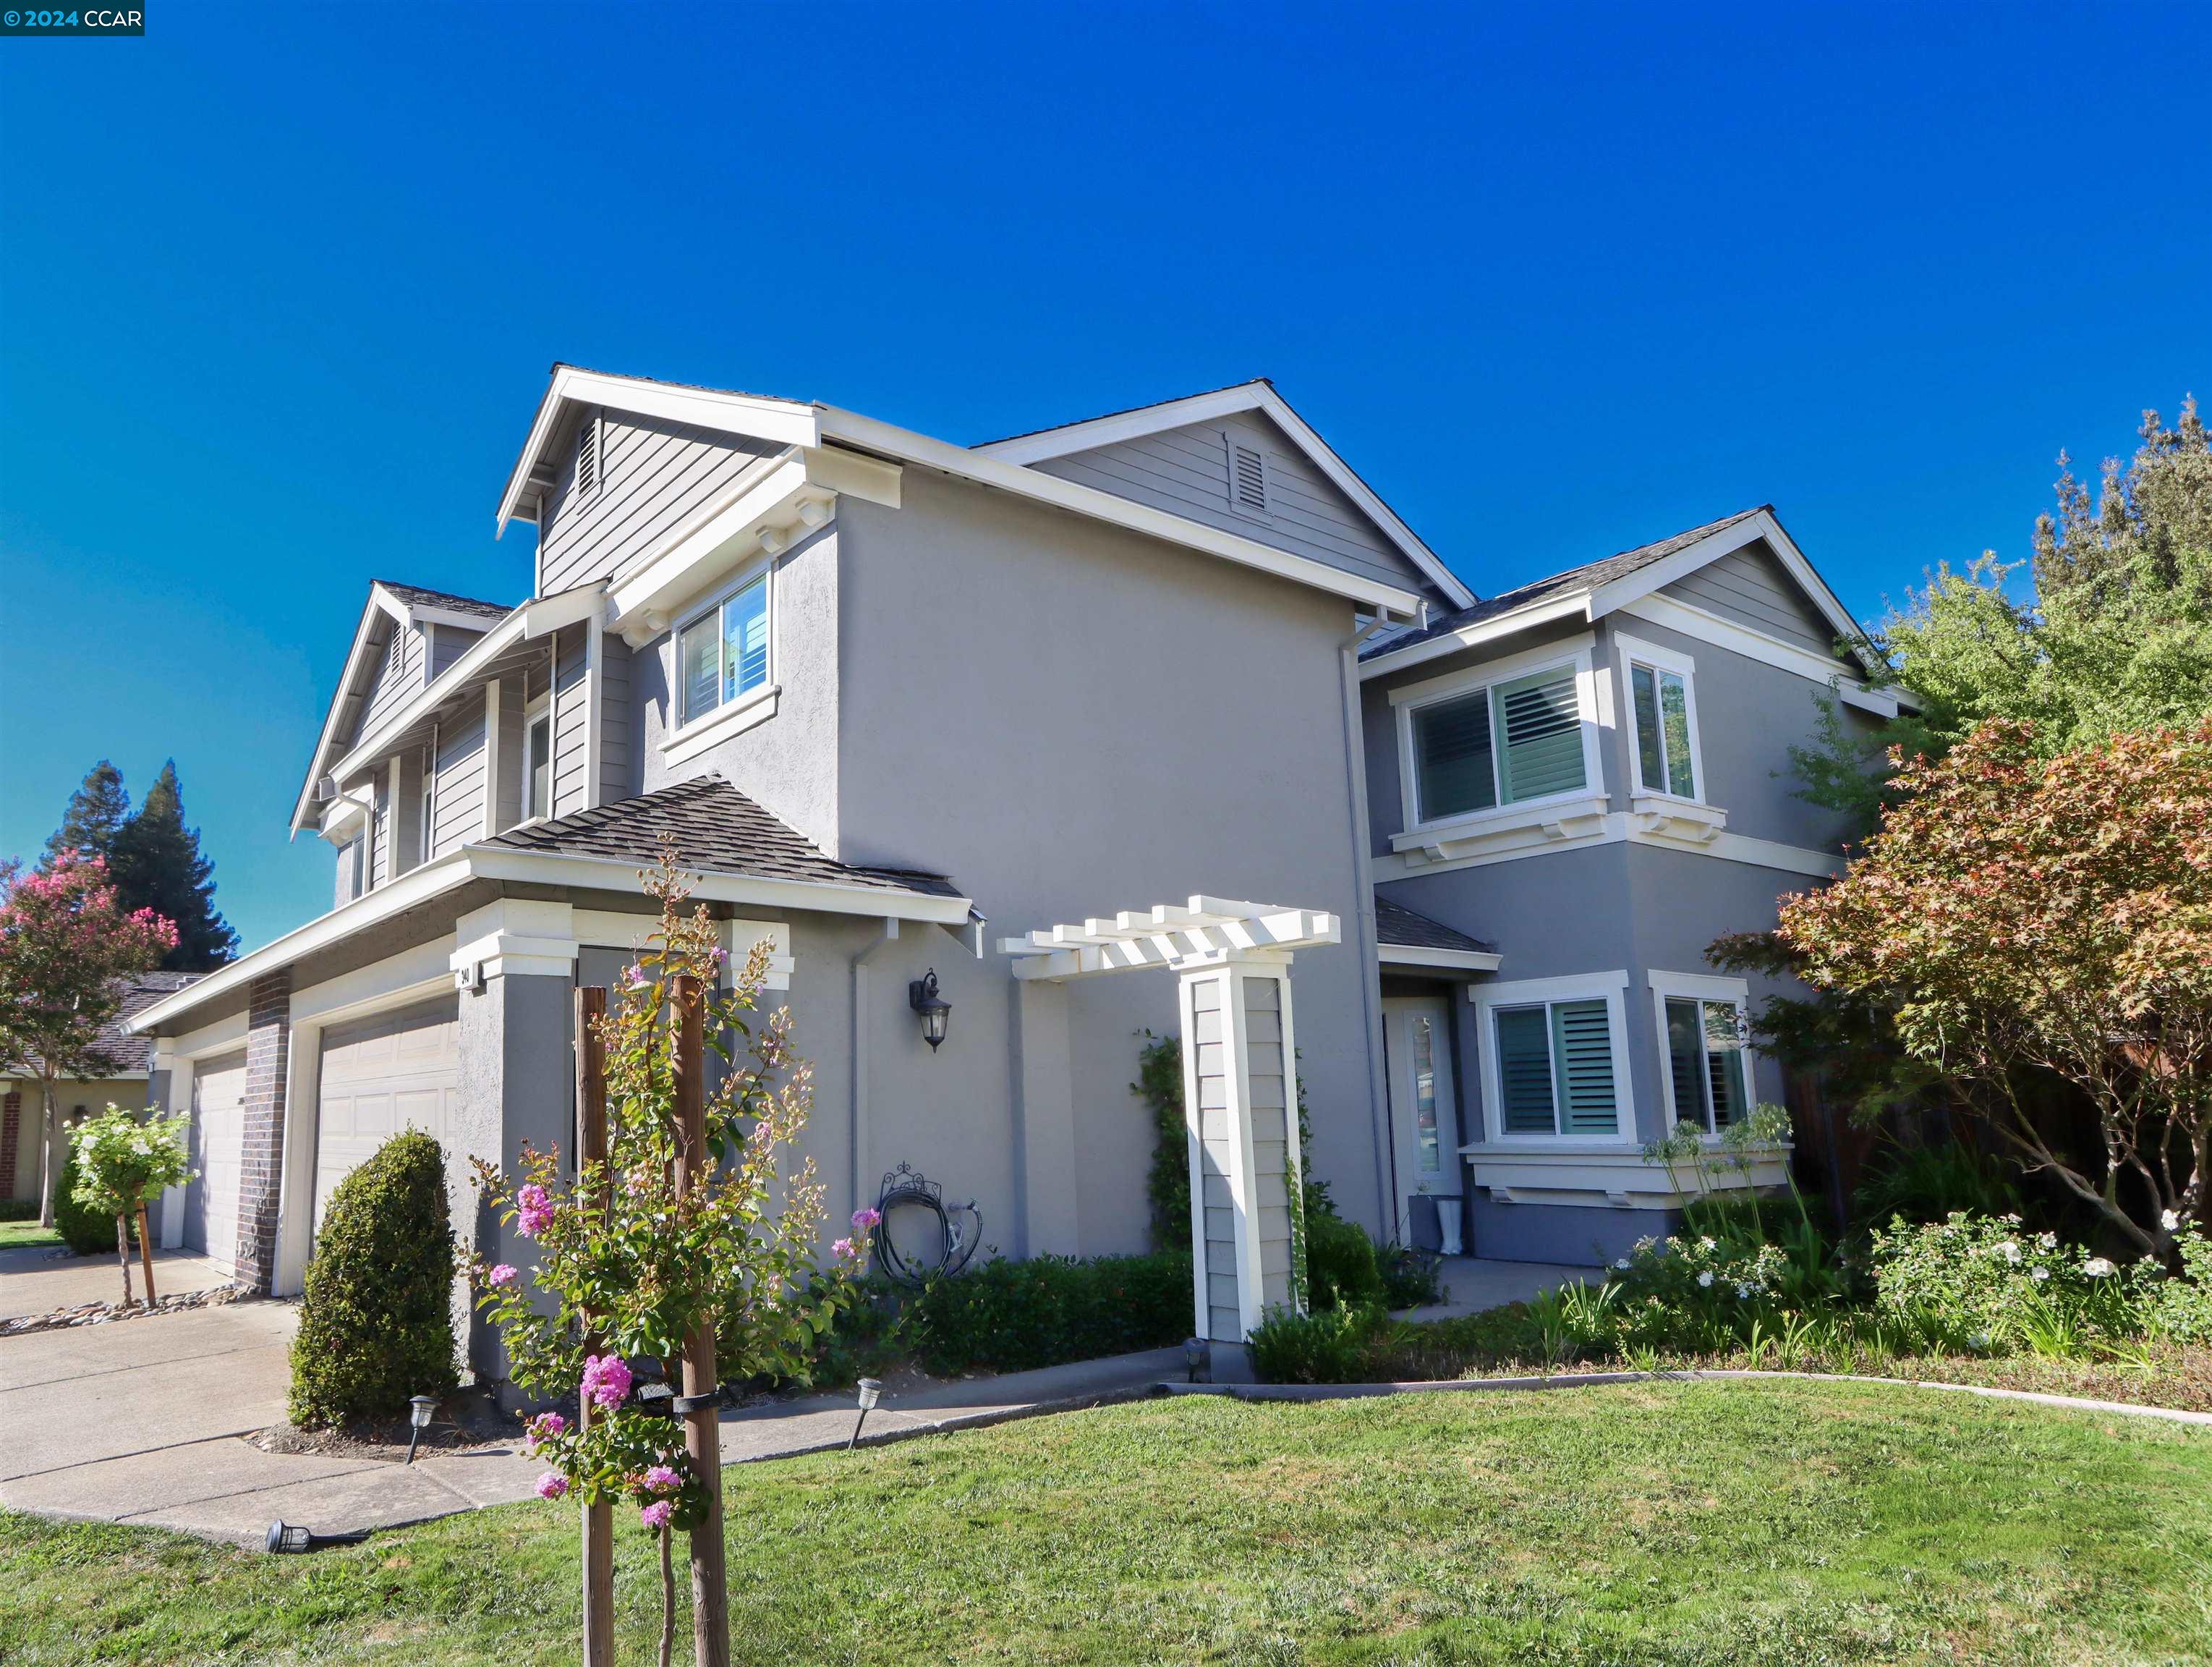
1619;636;1703;802
676;570;770;730
1405;656;1590;826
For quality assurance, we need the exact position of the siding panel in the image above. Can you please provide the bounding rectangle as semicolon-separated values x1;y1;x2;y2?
491;674;525;834
1662;545;1842;658
429;695;487;857
358;623;425;743
1031;414;1431;595
598;632;632;804
538;410;782;595
550;626;592;818
429;624;483;679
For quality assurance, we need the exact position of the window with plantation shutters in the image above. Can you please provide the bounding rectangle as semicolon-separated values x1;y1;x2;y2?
1489;996;1622;1137
1412;690;1497;820
676;569;772;729
1494;667;1586;802
1403;655;1590;826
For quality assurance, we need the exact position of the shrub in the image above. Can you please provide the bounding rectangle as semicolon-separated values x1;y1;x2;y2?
1248;1299;1394;1383
0;1198;36;1222
289;1129;457;1428
1132;1032;1189;1250
1852;1142;2019;1228
906;1250;1192;1376
52;1143;135;1257
1377;1240;1444;1309
1305;1210;1384;1310
1866;1211;2141;1351
2143;1232;2212;1344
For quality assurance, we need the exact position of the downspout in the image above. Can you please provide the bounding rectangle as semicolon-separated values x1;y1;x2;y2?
1339;611;1396;1242
849;918;901;1220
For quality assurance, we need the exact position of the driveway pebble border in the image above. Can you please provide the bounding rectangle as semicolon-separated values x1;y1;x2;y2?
1;1282;249;1339
1156;1367;2212;1427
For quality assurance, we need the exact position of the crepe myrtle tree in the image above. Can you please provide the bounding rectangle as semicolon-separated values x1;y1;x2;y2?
69;1106;193;1306
0;854;176;1229
471;852;875;1666
1776;718;2212;1257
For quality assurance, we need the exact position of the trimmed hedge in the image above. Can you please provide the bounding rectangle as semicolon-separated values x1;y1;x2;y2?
53;1144;135;1257
288;1129;458;1428
905;1251;1194;1376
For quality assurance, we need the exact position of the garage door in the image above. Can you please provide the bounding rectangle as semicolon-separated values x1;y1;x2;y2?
184;1050;247;1270
313;997;462;1237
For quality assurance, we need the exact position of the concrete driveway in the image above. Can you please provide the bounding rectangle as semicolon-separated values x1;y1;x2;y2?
1;1243;237;1320
0;1295;542;1546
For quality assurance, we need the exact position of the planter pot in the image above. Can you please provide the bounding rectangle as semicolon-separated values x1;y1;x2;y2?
1437;1198;1464;1257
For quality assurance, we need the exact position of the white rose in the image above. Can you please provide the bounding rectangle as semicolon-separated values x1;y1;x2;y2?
1697;1271;1714;1288
2038;1233;2057;1251
1614;1257;1630;1271
2084;1257;2115;1278
1994;1241;2022;1265
2162;1209;2183;1232
2031;1267;2049;1283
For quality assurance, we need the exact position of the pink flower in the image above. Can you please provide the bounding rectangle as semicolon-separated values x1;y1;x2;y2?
623;965;649;989
516;1184;553;1237
851;1208;882;1231
580;1353;633;1411
639;1499;673;1530
524;1411;569;1450
534;1472;569;1501
831;1237;854;1260
488;1263;517;1287
643;1464;681;1493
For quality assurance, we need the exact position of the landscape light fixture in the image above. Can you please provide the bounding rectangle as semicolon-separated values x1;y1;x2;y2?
1184;1337;1209;1384
265;1519;370;1556
908;970;950;1051
847;1378;884;1451
405;1396;438;1464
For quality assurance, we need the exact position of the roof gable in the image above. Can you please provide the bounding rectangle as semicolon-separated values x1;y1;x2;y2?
974;381;1473;610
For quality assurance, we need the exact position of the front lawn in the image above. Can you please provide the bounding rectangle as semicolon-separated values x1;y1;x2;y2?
7;1380;2211;1665
0;1220;62;1250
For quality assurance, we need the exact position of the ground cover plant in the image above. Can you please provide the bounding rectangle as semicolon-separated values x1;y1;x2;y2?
5;1380;2210;1666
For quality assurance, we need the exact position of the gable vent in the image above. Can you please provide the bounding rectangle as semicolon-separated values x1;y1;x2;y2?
1228;439;1269;516
575;410;601;499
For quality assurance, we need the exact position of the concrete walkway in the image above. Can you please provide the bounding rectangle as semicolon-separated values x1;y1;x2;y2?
1415;1256;1598;1319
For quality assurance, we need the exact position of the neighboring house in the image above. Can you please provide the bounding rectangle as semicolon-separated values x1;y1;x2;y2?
4;971;203;1204
128;366;1897;1371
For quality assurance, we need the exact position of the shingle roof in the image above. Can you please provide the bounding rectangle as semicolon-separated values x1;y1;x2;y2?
1374;895;1496;956
1361;507;1769;660
6;971;203;1079
481;775;964;900
375;580;514;621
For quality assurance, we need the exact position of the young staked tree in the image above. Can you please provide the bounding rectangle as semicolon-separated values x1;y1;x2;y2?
39;761;131;871
1777;718;2212;1257
111;760;238;971
0;857;177;1228
69;1106;194;1306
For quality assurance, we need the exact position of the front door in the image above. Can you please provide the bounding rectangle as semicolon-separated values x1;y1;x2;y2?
1383;996;1459;1231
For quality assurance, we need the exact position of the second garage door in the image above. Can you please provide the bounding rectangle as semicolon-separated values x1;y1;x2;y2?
314;997;463;1237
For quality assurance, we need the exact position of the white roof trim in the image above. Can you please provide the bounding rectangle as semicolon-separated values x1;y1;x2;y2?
973;382;1474;611
290;596;407;835
815;407;1423;613
1377;942;1502;973
496;365;821;535
129;844;974;1035
1357;593;1594;680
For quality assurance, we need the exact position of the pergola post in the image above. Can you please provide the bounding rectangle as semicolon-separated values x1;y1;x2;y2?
1001;896;1336;1384
1178;952;1305;1382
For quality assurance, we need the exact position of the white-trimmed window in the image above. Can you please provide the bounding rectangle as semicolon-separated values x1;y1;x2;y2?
1649;972;1756;1132
524;694;553;822
676;568;770;731
1617;633;1703;802
1471;972;1631;1141
1394;642;1601;830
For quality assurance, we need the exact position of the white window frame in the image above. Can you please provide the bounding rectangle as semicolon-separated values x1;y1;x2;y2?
522;691;553;826
1388;635;1609;841
1647;970;1763;1136
671;559;775;740
1468;970;1633;1145
1615;631;1706;806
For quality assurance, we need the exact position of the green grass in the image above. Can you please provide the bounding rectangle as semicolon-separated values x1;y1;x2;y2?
5;1380;2211;1665
0;1220;63;1250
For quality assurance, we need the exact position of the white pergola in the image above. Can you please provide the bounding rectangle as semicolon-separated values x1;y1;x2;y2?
1000;897;1340;1379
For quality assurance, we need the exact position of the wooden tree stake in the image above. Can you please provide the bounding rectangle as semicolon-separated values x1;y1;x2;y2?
574;985;615;1667
135;1201;158;1307
671;972;731;1667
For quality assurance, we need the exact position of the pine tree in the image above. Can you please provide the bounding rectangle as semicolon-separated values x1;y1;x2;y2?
39;760;131;870
111;760;238;971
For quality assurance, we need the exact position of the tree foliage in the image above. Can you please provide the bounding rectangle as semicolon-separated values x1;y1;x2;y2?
1775;718;2212;1256
69;1106;195;1306
39;761;130;871
111;760;237;970
0;856;177;1228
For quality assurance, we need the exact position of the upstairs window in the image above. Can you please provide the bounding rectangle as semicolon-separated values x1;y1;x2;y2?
526;710;552;820
1621;636;1703;801
1492;996;1622;1137
1407;660;1588;824
677;570;770;729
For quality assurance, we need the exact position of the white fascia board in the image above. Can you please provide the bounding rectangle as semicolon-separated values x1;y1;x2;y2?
128;851;479;1035
1356;593;1594;681
973;383;1473;610
1615;593;1888;704
1377;943;1503;972
1587;509;1885;679
496;365;821;535
605;457;813;632
817;406;1424;614
290;601;399;835
461;847;975;927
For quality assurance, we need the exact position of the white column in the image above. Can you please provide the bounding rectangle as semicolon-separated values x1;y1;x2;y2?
1178;949;1306;1382
156;1045;192;1250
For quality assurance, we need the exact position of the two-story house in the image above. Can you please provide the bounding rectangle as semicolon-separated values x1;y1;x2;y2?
129;365;1893;1371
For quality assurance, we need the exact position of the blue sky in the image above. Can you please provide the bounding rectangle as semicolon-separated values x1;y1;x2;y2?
2;1;2206;951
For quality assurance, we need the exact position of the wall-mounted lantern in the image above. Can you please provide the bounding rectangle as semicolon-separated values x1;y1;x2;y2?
908;970;950;1051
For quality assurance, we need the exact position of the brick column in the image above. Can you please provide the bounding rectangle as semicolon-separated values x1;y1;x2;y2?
236;970;294;1293
1;1088;21;1202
